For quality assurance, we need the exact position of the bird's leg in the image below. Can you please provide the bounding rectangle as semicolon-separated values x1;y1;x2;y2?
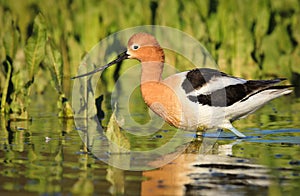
196;125;207;137
223;124;246;138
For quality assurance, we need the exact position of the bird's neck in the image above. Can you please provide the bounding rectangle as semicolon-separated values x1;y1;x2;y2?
139;61;182;128
140;62;164;84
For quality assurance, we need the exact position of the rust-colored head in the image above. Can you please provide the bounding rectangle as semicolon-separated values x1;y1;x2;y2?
127;33;165;63
72;32;164;79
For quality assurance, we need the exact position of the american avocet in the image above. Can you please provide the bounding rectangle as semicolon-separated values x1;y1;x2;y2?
73;32;293;138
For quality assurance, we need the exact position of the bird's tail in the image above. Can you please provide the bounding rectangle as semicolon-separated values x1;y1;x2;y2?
263;85;293;96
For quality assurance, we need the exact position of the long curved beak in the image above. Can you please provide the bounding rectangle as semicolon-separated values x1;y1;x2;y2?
71;51;129;79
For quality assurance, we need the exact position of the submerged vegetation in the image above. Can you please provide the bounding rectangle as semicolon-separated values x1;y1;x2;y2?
0;0;299;119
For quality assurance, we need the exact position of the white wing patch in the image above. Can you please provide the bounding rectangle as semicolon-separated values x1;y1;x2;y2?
187;75;246;96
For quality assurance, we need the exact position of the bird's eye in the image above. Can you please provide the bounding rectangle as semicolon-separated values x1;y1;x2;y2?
131;44;140;50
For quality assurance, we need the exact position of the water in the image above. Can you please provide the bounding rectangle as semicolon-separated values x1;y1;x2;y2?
0;87;300;195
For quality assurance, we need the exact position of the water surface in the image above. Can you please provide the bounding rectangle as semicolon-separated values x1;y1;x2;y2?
0;87;300;195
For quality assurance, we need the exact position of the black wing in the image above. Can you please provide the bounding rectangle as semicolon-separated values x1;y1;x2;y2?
182;68;287;107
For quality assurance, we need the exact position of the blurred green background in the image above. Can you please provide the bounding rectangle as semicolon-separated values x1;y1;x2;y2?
0;1;300;195
0;0;299;119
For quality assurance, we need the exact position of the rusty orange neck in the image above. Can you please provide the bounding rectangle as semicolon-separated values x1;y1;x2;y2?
139;61;182;128
138;47;183;126
141;62;163;84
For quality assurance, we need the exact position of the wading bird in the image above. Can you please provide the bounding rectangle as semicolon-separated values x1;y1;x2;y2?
72;33;292;138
